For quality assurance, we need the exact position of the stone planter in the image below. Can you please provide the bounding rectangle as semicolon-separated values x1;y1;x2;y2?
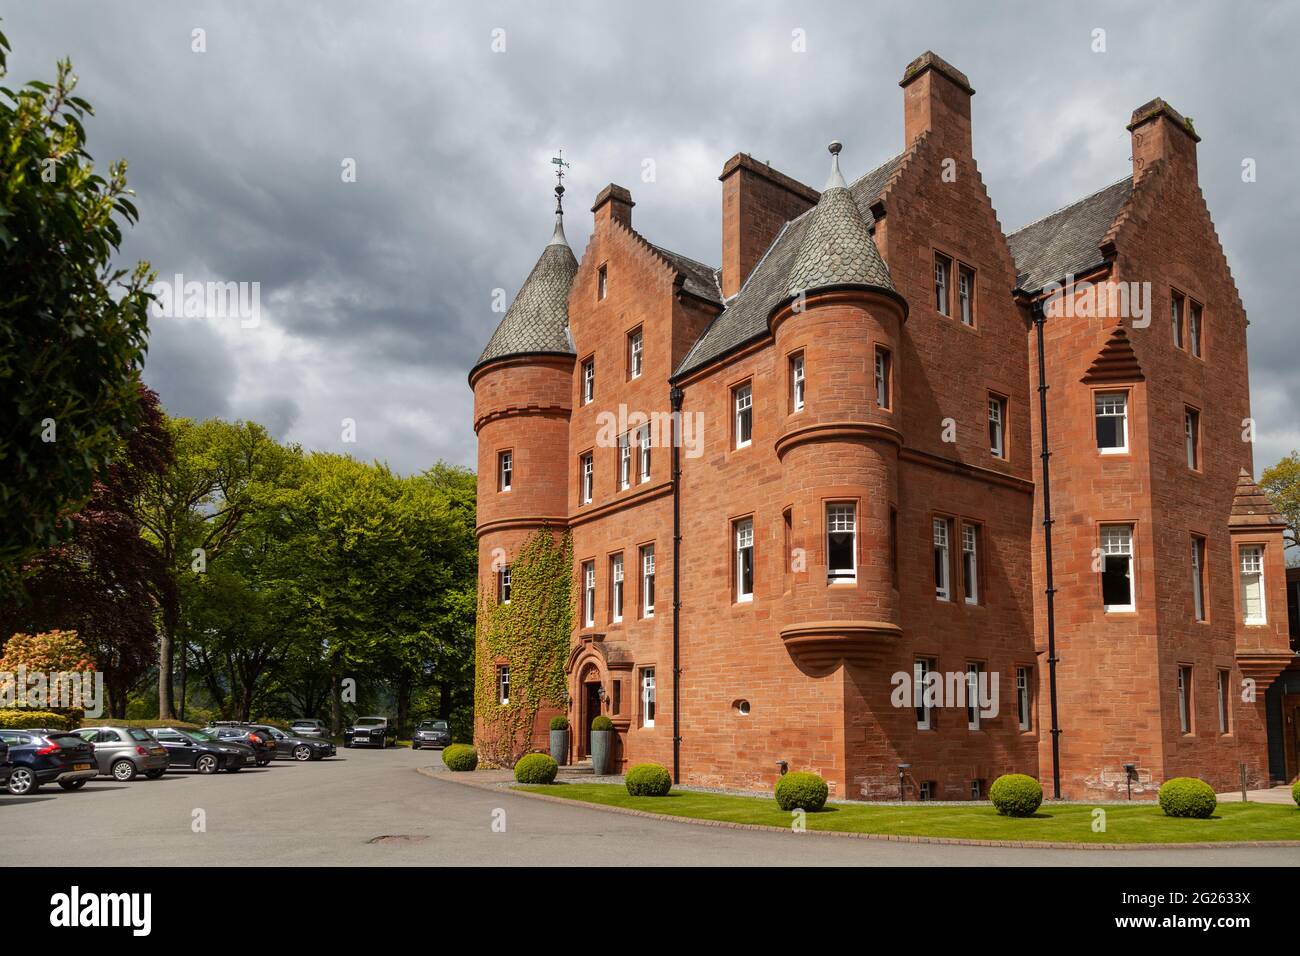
550;728;570;765
590;729;612;775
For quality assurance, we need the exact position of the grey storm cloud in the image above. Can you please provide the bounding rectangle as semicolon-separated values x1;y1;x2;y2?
5;0;1298;474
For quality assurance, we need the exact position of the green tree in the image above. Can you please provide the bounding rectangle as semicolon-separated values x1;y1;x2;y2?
1261;451;1300;558
0;23;153;587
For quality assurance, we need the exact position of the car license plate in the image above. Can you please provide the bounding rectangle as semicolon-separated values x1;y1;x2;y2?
74;763;90;771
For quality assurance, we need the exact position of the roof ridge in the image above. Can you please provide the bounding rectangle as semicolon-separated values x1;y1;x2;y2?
1007;174;1132;237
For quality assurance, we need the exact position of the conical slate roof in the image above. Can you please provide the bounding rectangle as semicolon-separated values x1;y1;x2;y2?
786;142;896;298
473;205;578;373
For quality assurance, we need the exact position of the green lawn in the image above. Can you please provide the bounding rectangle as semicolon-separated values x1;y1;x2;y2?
516;783;1300;844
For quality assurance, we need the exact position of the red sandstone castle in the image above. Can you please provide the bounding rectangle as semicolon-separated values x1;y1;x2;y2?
469;52;1293;800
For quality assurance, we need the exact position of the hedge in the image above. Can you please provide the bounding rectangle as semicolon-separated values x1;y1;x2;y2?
0;709;74;730
591;714;614;732
514;753;559;784
625;763;673;796
989;774;1043;817
1293;780;1300;808
80;718;203;730
549;715;569;731
774;771;829;811
1158;777;1216;819
442;743;478;772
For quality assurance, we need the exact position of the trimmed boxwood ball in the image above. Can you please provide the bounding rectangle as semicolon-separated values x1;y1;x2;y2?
549;715;569;731
1292;780;1300;808
625;763;672;796
1158;777;1216;819
591;714;614;732
989;773;1043;817
774;771;829;812
514;753;558;784
442;743;478;772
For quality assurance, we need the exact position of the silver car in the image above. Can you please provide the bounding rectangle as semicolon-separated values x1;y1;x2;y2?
75;726;170;781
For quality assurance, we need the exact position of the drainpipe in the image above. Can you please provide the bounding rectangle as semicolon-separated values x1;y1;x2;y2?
1031;297;1063;800
670;385;684;783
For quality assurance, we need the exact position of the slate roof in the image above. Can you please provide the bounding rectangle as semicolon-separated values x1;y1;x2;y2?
649;243;722;305
1006;177;1133;293
674;152;904;378
1230;468;1287;529
473;230;578;374
787;178;894;297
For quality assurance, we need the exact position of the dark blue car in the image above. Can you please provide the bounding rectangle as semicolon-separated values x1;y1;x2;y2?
0;728;98;795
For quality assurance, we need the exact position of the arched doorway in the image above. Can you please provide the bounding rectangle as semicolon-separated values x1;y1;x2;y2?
578;663;603;759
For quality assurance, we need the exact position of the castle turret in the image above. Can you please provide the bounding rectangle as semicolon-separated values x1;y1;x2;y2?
772;142;908;670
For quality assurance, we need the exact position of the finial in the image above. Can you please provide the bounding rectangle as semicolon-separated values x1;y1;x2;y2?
824;140;846;190
549;149;572;246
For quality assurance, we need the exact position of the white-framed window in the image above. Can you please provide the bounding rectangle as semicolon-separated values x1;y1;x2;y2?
1192;536;1206;622
961;524;979;605
1016;666;1032;731
790;354;805;412
1171;292;1184;348
933;517;951;601
934;254;951;315
580;453;593;504
1185;407;1200;469
1189;300;1203;357
597;265;608;301
619;433;632;490
641;545;655;618
735;517;754;602
1177;665;1192;734
1240;544;1266;624
958;264;975;326
641;667;656;728
827;503;857;583
875;347;891;409
966;662;983;730
988;395;1006;459
498;565;511;605
638;425;651;482
1095;391;1128;453
611;553;624;623
582;359;595;404
1101;524;1135;612
1217;669;1230;734
499;450;512;492
582;561;596;627
497;665;510;706
915;658;935;730
629;328;643;379
734;383;753;449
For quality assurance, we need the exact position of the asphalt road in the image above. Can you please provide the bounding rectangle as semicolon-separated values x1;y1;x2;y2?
2;745;1295;866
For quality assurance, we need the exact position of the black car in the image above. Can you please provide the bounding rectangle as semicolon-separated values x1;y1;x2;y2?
153;727;253;773
411;720;451;750
245;724;336;761
343;716;394;749
0;728;98;794
204;723;277;766
0;738;10;790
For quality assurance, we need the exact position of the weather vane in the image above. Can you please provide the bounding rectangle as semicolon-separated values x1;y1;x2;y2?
551;149;571;213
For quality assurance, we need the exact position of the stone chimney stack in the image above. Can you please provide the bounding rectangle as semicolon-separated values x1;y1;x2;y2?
718;154;819;299
1127;98;1200;184
899;50;974;155
591;183;634;230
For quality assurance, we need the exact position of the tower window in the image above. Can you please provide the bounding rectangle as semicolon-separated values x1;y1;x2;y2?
826;503;857;583
1094;391;1128;453
1240;545;1266;624
498;565;511;605
1101;524;1135;612
875;347;892;410
498;450;513;491
790;353;805;412
497;665;510;706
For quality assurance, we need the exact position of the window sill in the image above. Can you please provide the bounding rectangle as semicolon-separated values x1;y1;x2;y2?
1103;608;1137;615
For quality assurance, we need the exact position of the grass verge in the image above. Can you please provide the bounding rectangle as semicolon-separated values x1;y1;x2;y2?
516;783;1300;844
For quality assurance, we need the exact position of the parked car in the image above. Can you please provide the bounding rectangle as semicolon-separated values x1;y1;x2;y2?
0;738;9;791
75;726;170;781
411;720;451;750
0;728;98;794
204;723;277;766
152;727;253;773
289;718;328;738
245;724;336;761
343;716;394;749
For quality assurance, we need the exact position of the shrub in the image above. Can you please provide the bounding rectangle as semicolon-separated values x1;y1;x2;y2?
1158;777;1216;819
774;771;829;811
591;715;614;732
81;718;203;730
989;774;1043;817
0;708;74;730
549;715;570;731
1292;780;1300;808
625;763;672;796
442;743;478;772
514;752;558;784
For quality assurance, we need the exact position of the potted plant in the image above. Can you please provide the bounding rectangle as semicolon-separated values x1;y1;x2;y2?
590;715;614;775
549;715;570;765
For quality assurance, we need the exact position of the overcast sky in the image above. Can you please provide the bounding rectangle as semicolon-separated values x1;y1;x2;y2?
6;1;1298;475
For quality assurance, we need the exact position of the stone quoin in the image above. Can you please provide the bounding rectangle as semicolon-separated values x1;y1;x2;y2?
469;51;1292;800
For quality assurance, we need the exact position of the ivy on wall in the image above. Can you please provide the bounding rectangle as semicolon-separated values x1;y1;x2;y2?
474;528;573;767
